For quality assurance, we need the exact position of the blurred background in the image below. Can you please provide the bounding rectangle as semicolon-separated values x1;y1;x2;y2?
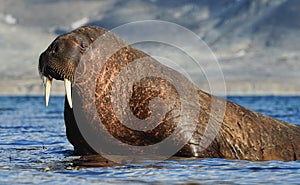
0;0;299;95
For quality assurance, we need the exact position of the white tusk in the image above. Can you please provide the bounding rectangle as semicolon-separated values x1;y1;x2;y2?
45;77;52;107
64;78;73;108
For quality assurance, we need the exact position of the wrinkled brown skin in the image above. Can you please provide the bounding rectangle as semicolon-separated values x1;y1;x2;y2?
39;26;300;162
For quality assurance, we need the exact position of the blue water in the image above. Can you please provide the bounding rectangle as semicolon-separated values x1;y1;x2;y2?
0;96;300;184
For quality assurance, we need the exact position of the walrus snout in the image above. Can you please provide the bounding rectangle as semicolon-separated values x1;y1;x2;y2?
38;35;87;108
38;37;85;80
39;26;108;108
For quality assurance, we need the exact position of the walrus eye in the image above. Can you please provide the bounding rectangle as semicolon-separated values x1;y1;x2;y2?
80;42;88;52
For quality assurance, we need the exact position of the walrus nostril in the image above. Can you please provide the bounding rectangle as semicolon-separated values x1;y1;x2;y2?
53;43;59;53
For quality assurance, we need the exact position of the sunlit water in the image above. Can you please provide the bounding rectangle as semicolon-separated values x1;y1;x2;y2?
0;96;299;184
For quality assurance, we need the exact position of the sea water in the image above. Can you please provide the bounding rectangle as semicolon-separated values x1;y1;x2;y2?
0;96;299;184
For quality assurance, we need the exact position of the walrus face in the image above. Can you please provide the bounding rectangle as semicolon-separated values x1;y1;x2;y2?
38;31;90;108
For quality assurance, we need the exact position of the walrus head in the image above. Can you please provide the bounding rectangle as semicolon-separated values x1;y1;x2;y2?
38;26;107;108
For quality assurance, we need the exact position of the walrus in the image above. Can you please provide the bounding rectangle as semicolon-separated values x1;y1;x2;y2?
38;26;300;162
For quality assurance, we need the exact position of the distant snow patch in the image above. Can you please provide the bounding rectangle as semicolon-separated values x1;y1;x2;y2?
5;14;17;25
234;50;246;58
71;17;89;29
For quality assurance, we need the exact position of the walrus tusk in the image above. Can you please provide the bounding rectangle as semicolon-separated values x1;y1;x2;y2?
64;78;73;108
45;77;52;107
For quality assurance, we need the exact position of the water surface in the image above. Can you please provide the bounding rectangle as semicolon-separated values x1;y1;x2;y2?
0;96;299;184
